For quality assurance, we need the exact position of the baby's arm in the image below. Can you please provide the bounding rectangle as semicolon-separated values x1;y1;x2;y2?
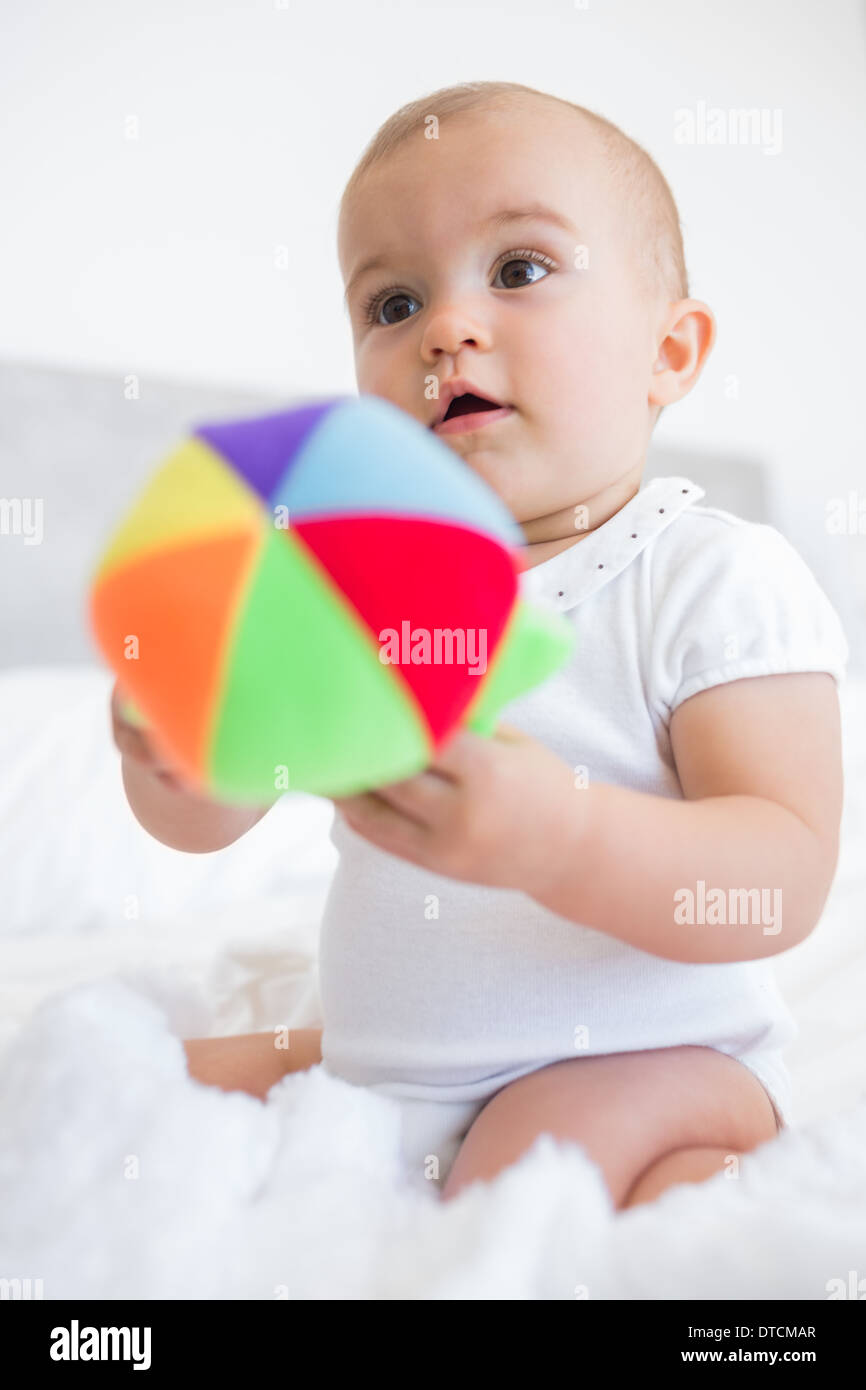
533;671;842;963
112;682;314;1095
112;681;276;852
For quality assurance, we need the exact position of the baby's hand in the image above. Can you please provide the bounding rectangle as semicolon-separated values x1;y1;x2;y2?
111;678;276;850
332;725;586;895
110;680;191;793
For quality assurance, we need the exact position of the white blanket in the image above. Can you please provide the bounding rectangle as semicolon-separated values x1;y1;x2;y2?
1;665;865;1299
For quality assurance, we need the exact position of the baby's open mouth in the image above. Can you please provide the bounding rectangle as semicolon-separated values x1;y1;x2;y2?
443;392;502;420
432;389;514;437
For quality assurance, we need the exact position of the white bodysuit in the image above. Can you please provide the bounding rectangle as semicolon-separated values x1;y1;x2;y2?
318;476;850;1191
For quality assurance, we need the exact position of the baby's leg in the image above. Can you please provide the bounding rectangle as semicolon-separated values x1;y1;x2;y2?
620;1145;746;1208
183;1028;323;1100
440;1045;779;1209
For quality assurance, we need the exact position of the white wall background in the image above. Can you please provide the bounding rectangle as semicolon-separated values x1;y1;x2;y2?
3;0;865;630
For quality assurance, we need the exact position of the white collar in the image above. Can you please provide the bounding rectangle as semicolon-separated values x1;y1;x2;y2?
518;475;705;611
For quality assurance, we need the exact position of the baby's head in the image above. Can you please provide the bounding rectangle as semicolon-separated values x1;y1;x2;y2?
338;82;715;551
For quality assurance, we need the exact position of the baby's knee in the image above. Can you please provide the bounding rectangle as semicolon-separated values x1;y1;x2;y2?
620;1145;738;1210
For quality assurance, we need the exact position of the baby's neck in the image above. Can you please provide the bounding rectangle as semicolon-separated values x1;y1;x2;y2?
522;531;592;569
520;467;644;570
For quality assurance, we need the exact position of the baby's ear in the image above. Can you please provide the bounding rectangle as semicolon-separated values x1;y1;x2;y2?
649;299;716;409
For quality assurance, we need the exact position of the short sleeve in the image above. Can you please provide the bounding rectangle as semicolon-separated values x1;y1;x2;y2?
649;517;850;720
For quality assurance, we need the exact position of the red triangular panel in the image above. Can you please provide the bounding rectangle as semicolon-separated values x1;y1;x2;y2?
292;515;517;742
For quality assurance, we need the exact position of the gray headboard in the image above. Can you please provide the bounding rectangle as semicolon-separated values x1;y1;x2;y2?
1;359;287;669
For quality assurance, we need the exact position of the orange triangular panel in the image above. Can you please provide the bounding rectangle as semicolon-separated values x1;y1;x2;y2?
90;526;263;781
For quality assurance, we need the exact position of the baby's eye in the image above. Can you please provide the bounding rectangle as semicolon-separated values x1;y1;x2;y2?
364;288;420;327
361;249;555;326
492;250;555;289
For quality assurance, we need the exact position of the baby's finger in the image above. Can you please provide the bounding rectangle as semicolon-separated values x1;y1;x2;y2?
426;727;491;778
113;720;159;767
489;721;529;743
374;768;455;823
333;791;430;861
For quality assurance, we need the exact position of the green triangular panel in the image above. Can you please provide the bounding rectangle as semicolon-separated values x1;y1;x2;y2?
462;599;575;735
208;527;433;800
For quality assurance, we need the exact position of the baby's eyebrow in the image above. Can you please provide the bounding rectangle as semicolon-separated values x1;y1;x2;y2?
343;204;578;307
484;204;578;237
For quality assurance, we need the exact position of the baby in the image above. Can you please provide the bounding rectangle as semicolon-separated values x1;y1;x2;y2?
113;81;848;1210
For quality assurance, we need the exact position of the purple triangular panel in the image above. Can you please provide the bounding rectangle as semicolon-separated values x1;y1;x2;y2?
194;399;337;502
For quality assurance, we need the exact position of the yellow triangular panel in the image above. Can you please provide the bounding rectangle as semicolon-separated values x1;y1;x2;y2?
92;436;262;584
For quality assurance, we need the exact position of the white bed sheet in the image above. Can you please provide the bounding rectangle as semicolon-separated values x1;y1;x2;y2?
0;664;864;1299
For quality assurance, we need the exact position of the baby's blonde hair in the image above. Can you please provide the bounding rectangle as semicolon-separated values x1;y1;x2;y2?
338;80;689;307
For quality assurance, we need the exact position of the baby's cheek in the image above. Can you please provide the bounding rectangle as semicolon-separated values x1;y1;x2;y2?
561;328;650;441
532;314;604;407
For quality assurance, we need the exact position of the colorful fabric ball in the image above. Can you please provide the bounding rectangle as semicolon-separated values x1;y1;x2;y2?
89;395;574;802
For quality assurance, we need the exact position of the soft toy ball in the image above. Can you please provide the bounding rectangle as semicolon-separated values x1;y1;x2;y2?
89;394;574;803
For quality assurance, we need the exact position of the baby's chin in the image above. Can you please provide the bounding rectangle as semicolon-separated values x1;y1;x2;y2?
451;448;541;521
429;416;573;523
